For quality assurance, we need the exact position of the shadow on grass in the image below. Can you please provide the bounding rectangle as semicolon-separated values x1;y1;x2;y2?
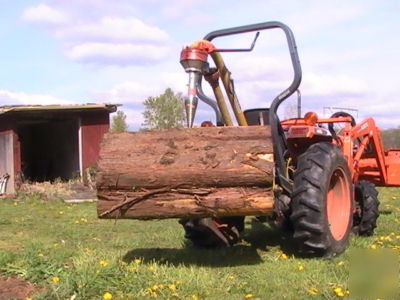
123;244;262;267
242;218;297;256
123;218;299;266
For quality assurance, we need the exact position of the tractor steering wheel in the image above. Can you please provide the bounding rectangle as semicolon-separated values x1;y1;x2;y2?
328;111;356;141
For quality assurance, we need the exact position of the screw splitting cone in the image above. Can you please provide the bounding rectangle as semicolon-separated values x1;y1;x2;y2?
185;96;198;128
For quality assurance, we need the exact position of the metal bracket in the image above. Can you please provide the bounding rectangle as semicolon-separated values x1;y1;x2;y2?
215;32;260;53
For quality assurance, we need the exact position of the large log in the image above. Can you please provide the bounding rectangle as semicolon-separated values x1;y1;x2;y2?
97;126;274;219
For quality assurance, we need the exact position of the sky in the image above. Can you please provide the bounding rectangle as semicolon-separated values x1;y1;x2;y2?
0;0;399;130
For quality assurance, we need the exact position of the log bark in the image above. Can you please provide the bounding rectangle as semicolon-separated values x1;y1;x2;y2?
97;126;274;219
97;187;274;219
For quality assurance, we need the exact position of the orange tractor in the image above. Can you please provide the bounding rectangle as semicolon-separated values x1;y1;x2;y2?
178;21;400;257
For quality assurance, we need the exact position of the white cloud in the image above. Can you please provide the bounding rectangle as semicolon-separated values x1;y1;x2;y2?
301;72;367;96
24;13;172;65
67;42;170;65
57;17;169;44
0;89;72;105
100;81;163;104
22;4;68;24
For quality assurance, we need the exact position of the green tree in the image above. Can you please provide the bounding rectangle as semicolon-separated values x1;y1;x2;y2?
111;110;128;132
381;126;400;149
141;88;185;130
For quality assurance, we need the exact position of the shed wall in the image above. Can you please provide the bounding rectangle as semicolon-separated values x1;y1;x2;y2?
0;130;15;194
81;112;110;170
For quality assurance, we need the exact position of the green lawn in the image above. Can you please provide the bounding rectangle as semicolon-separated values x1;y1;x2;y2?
0;188;399;299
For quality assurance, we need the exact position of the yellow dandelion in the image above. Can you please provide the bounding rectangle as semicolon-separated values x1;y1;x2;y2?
51;276;60;283
391;196;396;200
227;275;235;280
80;218;88;223
370;244;377;250
175;280;182;284
191;295;198;300
133;258;142;264
333;287;344;297
337;261;345;266
13;202;18;206
280;253;288;260
99;260;108;267
297;265;304;271
74;220;80;224
148;266;155;271
171;293;179;297
25;297;32;300
37;253;44;257
308;288;318;295
244;294;254;299
102;292;113;300
58;211;64;215
157;284;164;289
168;284;177;290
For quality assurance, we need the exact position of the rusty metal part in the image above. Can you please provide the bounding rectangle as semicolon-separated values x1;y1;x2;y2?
210;52;248;126
204;69;233;126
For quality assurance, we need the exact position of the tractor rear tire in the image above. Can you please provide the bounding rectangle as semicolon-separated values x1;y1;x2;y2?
290;142;353;258
179;217;244;248
353;181;380;236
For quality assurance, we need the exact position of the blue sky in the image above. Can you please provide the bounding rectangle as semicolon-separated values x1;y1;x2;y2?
0;0;399;129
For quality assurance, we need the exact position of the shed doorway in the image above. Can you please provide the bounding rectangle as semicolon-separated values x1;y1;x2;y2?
17;118;80;182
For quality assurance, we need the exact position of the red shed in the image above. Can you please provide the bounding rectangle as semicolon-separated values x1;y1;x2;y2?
0;104;117;194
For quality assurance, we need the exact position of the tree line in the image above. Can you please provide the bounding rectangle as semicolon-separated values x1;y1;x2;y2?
381;127;400;149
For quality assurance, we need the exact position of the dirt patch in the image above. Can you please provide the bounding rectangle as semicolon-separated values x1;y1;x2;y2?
0;276;42;300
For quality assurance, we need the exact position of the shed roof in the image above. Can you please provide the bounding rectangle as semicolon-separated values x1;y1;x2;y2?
0;104;119;115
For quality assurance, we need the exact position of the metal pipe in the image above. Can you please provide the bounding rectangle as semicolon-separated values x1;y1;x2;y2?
195;77;223;125
204;70;233;126
297;89;301;118
210;52;248;126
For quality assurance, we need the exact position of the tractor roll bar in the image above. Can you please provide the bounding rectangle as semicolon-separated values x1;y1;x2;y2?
204;21;302;193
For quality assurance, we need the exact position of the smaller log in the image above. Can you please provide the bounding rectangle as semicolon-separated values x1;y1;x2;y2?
97;187;274;220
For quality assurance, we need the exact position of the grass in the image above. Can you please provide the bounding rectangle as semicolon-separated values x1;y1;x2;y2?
0;188;399;299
